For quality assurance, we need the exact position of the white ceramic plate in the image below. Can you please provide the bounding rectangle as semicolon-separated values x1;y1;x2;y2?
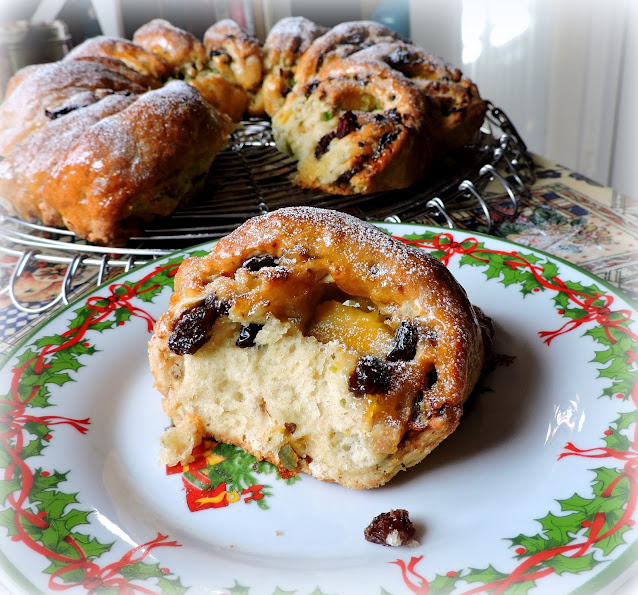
1;223;637;595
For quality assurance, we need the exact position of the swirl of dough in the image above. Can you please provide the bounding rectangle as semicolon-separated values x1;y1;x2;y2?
260;16;328;116
64;35;172;82
272;58;433;195
294;20;404;87
37;81;232;245
133;18;208;72
133;18;248;120
0;60;146;156
203;19;264;115
350;41;486;148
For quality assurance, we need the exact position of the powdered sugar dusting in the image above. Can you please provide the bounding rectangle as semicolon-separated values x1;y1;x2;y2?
58;80;207;184
266;16;328;55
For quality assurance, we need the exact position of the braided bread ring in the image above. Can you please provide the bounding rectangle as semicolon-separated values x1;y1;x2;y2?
149;207;489;489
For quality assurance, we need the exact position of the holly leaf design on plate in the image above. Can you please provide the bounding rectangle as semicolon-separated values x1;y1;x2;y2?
119;561;188;593
427;573;461;593
545;553;600;574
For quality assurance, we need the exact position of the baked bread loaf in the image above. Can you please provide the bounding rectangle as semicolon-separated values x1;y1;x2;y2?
349;41;486;149
148;207;491;489
260;16;328;117
203;19;264;116
132;18;249;121
0;74;232;245
0;17;487;245
272;59;433;194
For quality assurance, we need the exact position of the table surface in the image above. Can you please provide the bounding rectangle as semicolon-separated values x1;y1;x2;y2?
0;153;637;593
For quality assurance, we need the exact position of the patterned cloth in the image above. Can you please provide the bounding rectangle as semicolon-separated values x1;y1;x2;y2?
447;155;638;300
1;153;636;357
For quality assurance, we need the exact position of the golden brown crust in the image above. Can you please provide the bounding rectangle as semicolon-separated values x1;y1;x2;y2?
350;42;487;148
203;19;263;93
2;63;41;100
132;18;208;72
66;55;159;89
149;207;488;488
0;60;146;157
294;20;404;87
261;16;328;116
0;93;136;224
64;35;172;81
202;19;263;116
188;74;248;121
38;81;232;245
134;18;249;121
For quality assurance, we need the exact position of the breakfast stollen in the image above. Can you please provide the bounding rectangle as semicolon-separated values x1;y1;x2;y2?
148;207;492;489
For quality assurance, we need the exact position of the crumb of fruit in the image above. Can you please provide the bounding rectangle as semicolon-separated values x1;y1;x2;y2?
364;509;419;547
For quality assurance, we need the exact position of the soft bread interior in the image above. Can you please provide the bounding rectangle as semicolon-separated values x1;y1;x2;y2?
154;277;447;489
149;207;488;490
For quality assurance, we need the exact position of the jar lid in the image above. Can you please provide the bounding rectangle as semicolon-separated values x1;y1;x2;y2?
0;20;71;46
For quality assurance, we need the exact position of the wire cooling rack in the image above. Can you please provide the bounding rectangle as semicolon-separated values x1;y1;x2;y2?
0;100;534;313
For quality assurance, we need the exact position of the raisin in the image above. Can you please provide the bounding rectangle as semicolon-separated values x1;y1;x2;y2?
304;80;319;97
236;323;263;348
241;254;277;271
364;509;417;547
336;111;360;138
388;48;414;67
387;322;418;362
315;111;360;159
284;423;297;434
335;168;357;185
44;103;89;120
168;295;227;355
343;31;365;45
314;132;336;158
374;131;400;158
349;355;392;396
